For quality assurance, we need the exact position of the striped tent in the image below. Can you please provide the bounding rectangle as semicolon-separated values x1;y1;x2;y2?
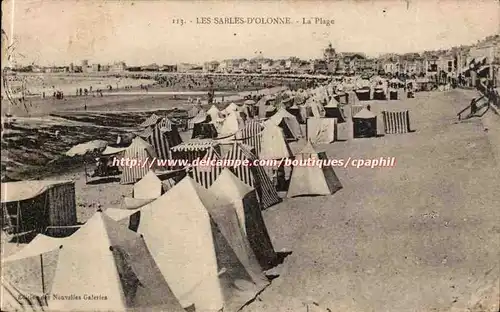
223;143;281;210
137;126;154;139
382;110;411;134
171;139;220;165
146;118;183;163
235;120;264;157
120;137;158;185
188;147;223;188
139;113;161;128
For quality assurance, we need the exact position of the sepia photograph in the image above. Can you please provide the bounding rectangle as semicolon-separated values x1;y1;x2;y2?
1;0;499;311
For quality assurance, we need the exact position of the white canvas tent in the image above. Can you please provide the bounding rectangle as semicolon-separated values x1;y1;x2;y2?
306;118;337;144
287;142;343;198
219;112;245;137
259;124;292;160
110;177;269;312
132;170;163;199
265;107;302;140
207;105;222;121
3;212;185;312
210;169;278;270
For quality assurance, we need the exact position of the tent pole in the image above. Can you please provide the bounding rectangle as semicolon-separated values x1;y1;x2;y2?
40;254;45;294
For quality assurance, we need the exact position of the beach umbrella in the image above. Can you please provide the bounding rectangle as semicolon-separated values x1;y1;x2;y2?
66;140;108;184
65;140;108;157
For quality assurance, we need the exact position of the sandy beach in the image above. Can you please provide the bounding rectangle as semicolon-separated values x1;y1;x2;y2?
2;87;499;311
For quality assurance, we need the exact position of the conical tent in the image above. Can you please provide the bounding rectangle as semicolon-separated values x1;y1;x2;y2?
114;177;269;312
210;169;277;270
265;107;302;140
219;112;245;137
49;211;185;311
133;170;163;199
259;124;292;160
207;105;222;121
3;212;184;312
287;142;343;198
224;102;239;115
120;137;157;184
188;104;203;118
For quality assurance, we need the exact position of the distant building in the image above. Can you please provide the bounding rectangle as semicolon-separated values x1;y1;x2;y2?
323;43;337;62
310;59;328;73
177;63;201;73
159;65;177;72
203;61;220;72
141;63;159;71
91;64;101;72
110;61;127;72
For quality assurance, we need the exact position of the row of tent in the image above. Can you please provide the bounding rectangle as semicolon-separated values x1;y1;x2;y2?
2;155;340;312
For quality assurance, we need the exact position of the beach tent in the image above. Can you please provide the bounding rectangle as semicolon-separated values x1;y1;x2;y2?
287;104;304;124
146;118;182;163
49;211;185;311
265;105;277;118
132;171;164;199
238;103;252;118
265;107;302;141
2;234;67;303
355;87;371;101
187;104;203;118
188;109;207;130
223;102;239;115
120;137;157;184
324;97;345;122
305;98;326;118
373;85;387;100
259;124;292;160
235;120;264;157
219;112;245;137
1;180;77;236
1;278;48;311
170;139;220;164
111;177;270;312
351;104;364;119
207;105;222;121
306;118;337;144
191;121;218;139
210;169;277;270
2;212;185;312
223;142;281;210
287;142;343;198
257;96;273;119
188;146;224;188
353;108;377;138
139;113;161;128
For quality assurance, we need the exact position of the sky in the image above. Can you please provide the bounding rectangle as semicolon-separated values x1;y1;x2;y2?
2;0;499;66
